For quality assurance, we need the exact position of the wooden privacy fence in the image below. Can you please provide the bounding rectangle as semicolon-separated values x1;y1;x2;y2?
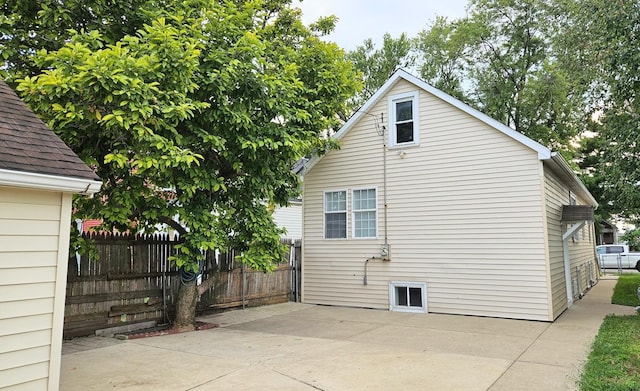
65;232;301;338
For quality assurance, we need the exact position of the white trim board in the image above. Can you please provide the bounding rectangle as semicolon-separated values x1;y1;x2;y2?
0;168;101;195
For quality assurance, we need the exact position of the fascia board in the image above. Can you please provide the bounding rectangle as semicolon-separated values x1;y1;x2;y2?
0;168;102;195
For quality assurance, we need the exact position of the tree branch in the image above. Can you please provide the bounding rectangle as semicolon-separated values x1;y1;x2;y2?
197;276;216;296
158;216;187;236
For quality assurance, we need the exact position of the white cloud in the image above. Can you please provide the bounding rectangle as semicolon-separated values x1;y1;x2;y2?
296;0;469;51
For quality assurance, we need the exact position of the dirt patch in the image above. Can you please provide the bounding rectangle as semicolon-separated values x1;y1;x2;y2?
116;322;218;340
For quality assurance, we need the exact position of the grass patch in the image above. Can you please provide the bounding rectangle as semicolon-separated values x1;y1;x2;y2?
580;315;640;390
612;275;640;306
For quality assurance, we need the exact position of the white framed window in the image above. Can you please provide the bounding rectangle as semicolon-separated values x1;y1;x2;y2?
389;281;427;313
388;91;419;148
352;188;377;238
324;190;347;239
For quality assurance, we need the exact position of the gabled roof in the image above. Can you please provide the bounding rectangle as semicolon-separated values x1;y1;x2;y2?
0;80;101;194
304;69;596;206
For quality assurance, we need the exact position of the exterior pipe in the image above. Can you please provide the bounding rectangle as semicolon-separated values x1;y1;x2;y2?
382;118;388;245
364;257;386;285
364;259;369;285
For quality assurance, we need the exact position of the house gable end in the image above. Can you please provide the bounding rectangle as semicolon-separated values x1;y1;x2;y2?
303;69;552;175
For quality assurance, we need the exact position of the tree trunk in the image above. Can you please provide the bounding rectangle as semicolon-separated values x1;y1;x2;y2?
173;280;197;331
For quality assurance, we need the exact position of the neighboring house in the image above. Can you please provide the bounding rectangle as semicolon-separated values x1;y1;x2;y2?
597;220;618;245
0;81;101;390
301;70;597;322
271;158;307;241
272;198;302;240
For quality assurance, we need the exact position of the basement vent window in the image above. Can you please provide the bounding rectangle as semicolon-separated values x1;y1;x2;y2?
389;281;427;313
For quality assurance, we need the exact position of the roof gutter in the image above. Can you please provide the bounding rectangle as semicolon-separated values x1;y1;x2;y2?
0;168;102;195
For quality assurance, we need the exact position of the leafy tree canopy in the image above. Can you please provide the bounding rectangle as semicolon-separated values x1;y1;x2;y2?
571;0;640;218
1;0;161;81
415;16;470;102
6;0;360;327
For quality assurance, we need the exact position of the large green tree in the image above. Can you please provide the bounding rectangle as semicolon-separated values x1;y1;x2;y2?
459;0;582;151
11;0;359;329
566;0;640;218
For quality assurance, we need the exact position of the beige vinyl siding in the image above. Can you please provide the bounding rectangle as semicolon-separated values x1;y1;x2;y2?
544;169;568;318
0;187;69;390
303;79;551;321
543;169;597;319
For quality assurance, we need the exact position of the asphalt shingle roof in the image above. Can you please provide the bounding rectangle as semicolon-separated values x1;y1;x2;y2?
0;80;99;181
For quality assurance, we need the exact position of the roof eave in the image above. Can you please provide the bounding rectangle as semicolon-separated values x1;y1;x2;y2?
545;153;598;207
0;168;102;195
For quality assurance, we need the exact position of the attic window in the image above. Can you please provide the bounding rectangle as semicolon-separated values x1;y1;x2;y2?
388;91;419;147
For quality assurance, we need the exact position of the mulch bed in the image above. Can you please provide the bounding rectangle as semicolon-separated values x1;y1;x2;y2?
117;321;218;340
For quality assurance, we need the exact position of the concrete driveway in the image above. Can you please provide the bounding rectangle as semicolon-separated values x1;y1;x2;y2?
61;277;636;390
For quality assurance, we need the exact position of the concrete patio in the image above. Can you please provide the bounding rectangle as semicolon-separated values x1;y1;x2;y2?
61;276;636;390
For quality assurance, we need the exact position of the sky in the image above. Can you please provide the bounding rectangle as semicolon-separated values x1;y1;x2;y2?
296;0;470;51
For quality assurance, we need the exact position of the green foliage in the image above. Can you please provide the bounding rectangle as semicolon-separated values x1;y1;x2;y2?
69;223;100;262
461;0;582;150
579;315;640;390
9;0;359;279
415;16;471;102
611;275;640;307
621;229;640;253
562;0;640;219
0;0;159;81
346;33;414;113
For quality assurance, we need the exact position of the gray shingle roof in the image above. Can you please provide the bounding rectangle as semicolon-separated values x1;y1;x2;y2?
0;80;100;181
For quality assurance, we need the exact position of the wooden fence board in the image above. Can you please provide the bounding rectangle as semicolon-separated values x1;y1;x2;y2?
65;232;301;337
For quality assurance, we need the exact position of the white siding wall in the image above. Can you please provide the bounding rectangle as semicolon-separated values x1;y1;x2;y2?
303;79;552;321
273;202;302;239
0;187;71;390
544;169;598;319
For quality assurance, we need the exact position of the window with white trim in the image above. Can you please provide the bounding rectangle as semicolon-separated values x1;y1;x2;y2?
324;190;347;239
388;91;419;147
389;282;427;313
352;188;377;238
